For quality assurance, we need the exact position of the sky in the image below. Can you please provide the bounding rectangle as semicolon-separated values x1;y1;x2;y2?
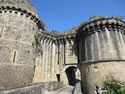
30;0;125;32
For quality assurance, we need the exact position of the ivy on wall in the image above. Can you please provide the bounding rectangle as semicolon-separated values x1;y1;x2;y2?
33;31;44;56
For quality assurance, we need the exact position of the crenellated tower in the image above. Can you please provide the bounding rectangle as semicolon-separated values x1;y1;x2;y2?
78;17;125;94
1;0;124;93
0;0;44;90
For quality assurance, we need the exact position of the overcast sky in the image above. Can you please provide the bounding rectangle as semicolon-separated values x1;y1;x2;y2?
30;0;125;32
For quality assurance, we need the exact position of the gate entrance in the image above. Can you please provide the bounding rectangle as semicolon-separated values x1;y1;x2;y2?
65;66;78;86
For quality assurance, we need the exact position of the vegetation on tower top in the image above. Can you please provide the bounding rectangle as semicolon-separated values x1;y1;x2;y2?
79;15;124;29
80;15;108;27
49;30;62;36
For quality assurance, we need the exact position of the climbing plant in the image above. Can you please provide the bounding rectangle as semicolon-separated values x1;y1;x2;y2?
33;31;45;55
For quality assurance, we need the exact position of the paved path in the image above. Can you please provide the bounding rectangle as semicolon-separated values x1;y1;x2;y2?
73;82;82;94
48;85;74;94
46;82;82;94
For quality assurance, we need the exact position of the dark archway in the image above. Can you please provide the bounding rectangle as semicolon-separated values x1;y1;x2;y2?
65;66;79;86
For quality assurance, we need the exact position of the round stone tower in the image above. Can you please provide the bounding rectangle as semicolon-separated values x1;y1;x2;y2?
78;18;125;94
0;0;44;90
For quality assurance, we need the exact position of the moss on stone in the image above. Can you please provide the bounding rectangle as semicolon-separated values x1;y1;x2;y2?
112;16;124;20
49;30;61;36
80;15;108;27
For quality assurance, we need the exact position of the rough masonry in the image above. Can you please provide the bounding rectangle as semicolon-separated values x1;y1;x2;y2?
0;0;125;94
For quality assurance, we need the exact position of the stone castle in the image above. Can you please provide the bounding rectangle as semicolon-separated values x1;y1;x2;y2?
0;0;125;94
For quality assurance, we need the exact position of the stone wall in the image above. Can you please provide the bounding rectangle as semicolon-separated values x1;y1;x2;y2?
33;31;79;86
0;84;44;94
33;32;60;83
0;0;80;92
81;61;125;94
64;34;78;65
0;81;63;94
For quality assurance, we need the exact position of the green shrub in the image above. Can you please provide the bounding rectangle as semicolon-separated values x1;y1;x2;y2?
102;78;125;94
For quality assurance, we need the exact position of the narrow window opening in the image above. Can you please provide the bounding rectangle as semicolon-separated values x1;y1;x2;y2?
0;26;4;37
33;27;35;30
15;11;18;14
4;10;7;13
27;50;30;53
9;11;12;13
56;74;60;82
26;15;29;17
57;61;59;65
13;51;16;63
69;44;73;56
21;13;24;16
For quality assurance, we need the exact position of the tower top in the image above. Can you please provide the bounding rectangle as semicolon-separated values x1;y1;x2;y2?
0;0;38;17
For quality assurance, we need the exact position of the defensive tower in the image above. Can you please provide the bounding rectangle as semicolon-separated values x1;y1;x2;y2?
0;0;44;90
78;17;125;94
0;0;125;94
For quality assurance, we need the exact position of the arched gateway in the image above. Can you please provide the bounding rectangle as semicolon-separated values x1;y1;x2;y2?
65;66;80;86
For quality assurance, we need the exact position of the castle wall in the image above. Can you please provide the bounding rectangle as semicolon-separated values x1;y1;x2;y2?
0;81;64;94
65;38;78;65
0;0;81;92
0;9;38;64
81;62;125;94
33;33;60;83
0;84;44;94
57;34;79;86
33;32;80;86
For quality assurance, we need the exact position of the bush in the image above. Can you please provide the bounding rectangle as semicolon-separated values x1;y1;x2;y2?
102;78;125;94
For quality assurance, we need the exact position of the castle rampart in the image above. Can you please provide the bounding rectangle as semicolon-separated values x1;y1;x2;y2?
0;1;125;94
33;30;79;86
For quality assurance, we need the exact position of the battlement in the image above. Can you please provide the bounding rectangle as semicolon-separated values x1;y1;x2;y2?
80;18;125;34
0;0;125;94
0;0;36;15
0;6;45;30
35;30;77;47
78;18;125;37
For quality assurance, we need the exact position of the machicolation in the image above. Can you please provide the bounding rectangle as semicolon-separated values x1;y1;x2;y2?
0;0;125;94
